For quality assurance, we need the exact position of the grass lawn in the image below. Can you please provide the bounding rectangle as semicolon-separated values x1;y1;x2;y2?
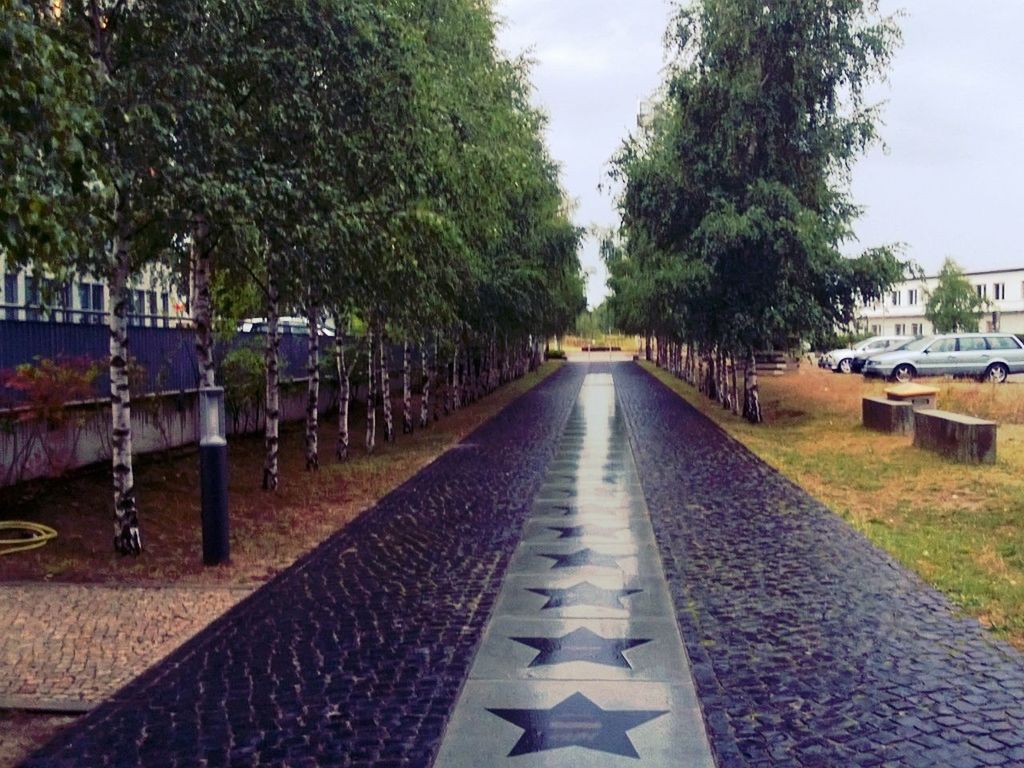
642;360;1024;648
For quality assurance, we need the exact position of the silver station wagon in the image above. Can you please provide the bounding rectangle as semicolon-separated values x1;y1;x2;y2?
863;332;1024;383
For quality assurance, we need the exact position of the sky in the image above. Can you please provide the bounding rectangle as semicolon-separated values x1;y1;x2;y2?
492;0;1024;308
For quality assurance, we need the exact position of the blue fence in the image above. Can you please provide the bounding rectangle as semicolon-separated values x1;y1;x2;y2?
0;320;333;403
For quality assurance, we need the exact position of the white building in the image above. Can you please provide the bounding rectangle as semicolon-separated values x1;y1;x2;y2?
856;266;1024;336
0;256;189;327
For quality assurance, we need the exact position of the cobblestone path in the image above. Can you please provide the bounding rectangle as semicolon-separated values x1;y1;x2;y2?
18;361;1024;768
0;584;249;712
613;363;1024;767
20;365;586;767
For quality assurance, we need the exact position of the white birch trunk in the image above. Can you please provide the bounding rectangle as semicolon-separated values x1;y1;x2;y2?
488;335;497;392
743;348;763;424
451;341;460;411
262;277;280;490
191;214;216;389
304;301;320;470
402;341;413;434
419;337;431;429
109;226;141;555
433;338;442;422
335;328;350;460
379;324;393;442
719;349;730;409
731;354;740;415
365;325;376;453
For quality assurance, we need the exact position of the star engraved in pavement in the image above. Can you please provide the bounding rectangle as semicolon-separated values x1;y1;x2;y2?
538;548;623;570
547;525;628;539
509;627;652;668
487;691;669;757
526;582;642;610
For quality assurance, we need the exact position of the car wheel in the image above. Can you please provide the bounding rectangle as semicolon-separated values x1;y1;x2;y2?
838;358;852;374
986;363;1009;384
893;364;915;383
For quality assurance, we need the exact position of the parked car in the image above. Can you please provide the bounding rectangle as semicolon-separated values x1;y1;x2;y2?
237;317;335;337
862;333;1024;383
850;337;917;373
819;335;911;373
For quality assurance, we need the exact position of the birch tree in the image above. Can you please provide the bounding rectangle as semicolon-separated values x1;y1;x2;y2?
609;0;906;422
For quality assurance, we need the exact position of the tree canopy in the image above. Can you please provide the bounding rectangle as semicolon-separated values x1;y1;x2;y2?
607;0;905;421
6;0;584;552
925;257;988;333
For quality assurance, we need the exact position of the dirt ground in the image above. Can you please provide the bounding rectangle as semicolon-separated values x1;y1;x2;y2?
0;363;560;767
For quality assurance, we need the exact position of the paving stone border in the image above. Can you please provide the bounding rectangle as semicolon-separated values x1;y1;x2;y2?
614;363;1024;768
19;365;586;768
0;583;251;713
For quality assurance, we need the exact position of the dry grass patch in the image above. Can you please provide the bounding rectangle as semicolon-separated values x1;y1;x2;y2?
642;361;1024;648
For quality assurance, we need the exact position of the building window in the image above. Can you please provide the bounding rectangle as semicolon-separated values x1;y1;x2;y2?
870;324;881;335
911;323;921;335
161;293;169;328
25;275;41;320
976;284;987;299
890;291;901;306
894;323;905;335
92;284;105;323
3;273;18;320
994;283;1006;300
907;289;918;305
77;282;91;323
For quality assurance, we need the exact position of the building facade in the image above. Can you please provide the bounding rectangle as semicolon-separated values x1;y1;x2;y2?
856;266;1024;336
0;257;189;327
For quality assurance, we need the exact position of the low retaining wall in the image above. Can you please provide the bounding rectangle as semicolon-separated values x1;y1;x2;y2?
0;382;339;488
913;409;997;464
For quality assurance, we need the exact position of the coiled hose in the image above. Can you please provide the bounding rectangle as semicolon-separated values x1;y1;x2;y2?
0;521;58;555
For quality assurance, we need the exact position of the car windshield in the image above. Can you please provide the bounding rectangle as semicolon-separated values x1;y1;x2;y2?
901;336;935;352
854;338;881;350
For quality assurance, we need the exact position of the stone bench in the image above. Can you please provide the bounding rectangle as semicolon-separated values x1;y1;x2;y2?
863;396;915;434
913;409;997;464
885;383;940;410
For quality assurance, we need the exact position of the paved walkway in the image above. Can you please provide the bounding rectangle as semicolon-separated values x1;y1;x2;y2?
613;363;1024;767
0;584;249;712
433;373;713;766
16;362;1024;767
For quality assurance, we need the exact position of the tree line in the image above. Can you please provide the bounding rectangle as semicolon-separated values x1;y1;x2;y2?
3;0;585;554
604;0;905;421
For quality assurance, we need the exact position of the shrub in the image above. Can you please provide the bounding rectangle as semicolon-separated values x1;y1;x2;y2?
0;355;101;426
220;346;264;430
0;356;102;484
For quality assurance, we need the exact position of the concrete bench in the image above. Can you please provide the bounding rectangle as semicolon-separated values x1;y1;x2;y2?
885;383;940;410
913;409;997;464
863;396;915;434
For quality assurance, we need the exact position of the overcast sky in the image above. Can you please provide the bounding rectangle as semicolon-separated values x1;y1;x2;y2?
493;0;1024;308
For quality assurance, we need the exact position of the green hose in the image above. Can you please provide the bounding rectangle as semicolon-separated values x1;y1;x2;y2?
0;521;58;555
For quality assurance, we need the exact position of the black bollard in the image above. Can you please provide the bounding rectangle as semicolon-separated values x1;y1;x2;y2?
199;387;230;565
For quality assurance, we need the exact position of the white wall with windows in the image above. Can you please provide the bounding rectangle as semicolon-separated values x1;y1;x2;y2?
0;257;189;327
856;266;1024;336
